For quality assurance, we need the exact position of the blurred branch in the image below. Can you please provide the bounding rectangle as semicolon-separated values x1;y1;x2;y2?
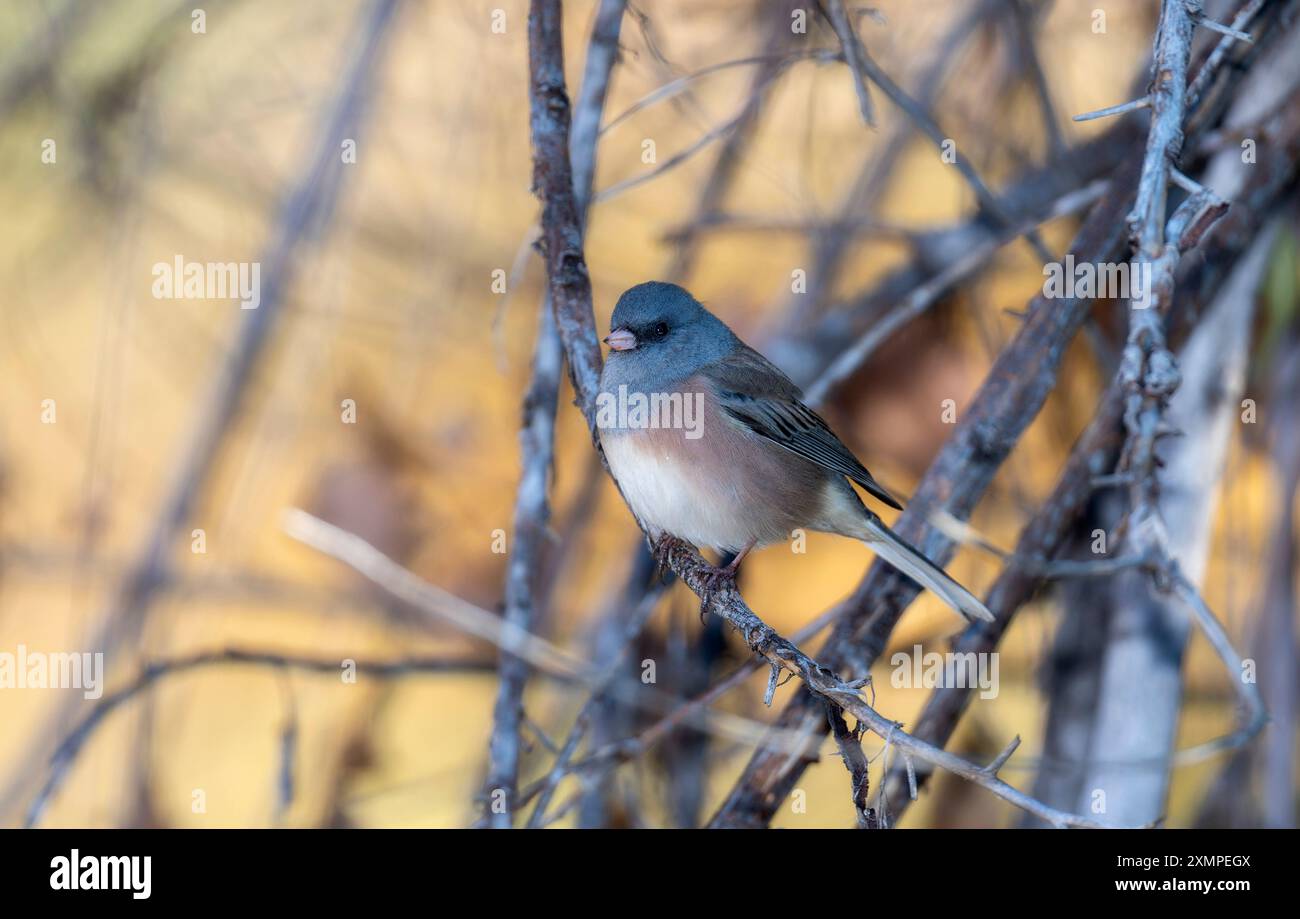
0;0;86;119
666;1;803;280
1;0;403;823
1166;559;1269;763
24;647;494;828
1255;331;1300;827
284;511;810;755
823;0;875;126
525;585;660;827
884;75;1300;820
1067;0;1285;825
803;179;1107;406
579;1;806;826
652;543;1121;828
815;1;1053;263
767;102;1139;386
285;510;594;680
1077;208;1272;824
780;0;1000;326
601;49;840;135
516;597;846;815
1004;0;1064;156
824;698;875;828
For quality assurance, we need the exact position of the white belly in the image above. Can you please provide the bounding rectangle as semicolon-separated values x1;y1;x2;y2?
601;430;758;553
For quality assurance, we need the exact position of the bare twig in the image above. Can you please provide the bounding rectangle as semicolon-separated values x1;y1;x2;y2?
825;701;875;828
779;0;1000;326
1166;561;1269;760
600;50;840;134
666;1;803;280
284;512;820;759
824;0;875;126
816;2;1054;263
1073;96;1152;123
1005;0;1065;155
803;179;1107;406
515;598;847;812
24;647;494;827
286;510;595;680
486;0;626;830
528;0;603;432
524;585;659;828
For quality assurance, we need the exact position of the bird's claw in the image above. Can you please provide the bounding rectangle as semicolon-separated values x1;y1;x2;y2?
650;535;739;622
696;563;737;622
651;534;687;578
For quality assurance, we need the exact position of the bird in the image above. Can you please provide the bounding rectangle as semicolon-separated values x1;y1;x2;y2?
596;281;993;624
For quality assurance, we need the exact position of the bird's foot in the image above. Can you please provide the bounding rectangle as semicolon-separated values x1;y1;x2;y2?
651;534;689;579
696;561;739;622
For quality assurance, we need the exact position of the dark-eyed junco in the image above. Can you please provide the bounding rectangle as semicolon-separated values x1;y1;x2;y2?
597;281;993;623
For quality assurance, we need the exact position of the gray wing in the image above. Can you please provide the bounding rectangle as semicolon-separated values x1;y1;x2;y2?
700;345;903;511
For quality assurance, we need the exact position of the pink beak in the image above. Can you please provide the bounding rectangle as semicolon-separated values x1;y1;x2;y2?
604;328;637;351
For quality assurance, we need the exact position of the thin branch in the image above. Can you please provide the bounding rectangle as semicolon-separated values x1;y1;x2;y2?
824;0;875;125
515;599;847;811
486;0;626;830
818;2;1055;263
1005;0;1065;155
1186;0;1268;112
525;584;660;828
1073;95;1151;123
825;701;875;828
24;648;493;827
1190;6;1255;43
803;179;1106;406
282;511;811;752
600;50;840;134
528;0;603;431
880;89;1300;818
285;510;595;681
666;2;803;280
779;0;1000;326
1167;560;1269;759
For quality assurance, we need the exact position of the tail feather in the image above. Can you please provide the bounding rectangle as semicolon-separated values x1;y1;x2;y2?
861;516;994;623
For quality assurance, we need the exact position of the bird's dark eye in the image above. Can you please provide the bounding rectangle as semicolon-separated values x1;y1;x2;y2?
651;322;669;340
